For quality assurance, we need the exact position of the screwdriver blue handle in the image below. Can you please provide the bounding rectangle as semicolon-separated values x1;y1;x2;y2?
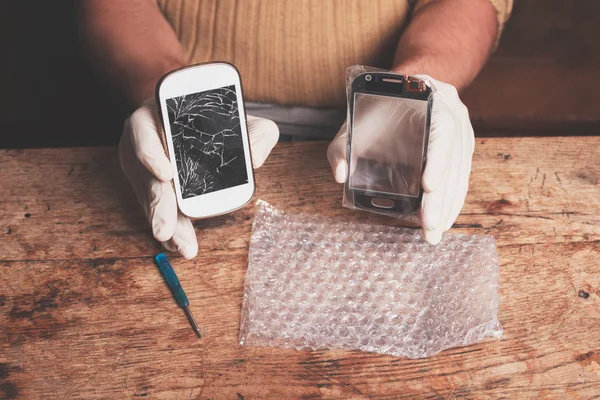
155;253;189;308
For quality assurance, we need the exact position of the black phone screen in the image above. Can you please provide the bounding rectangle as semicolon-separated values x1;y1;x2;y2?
349;93;427;197
166;85;248;199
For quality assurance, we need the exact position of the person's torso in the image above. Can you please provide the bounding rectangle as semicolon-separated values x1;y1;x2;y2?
158;0;413;108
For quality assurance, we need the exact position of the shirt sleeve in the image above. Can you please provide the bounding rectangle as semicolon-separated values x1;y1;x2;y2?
410;0;514;48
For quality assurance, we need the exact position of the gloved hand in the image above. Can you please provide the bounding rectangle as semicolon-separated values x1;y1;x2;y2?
118;98;279;259
327;75;474;245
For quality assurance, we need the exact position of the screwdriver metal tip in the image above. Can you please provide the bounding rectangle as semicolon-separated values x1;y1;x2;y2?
183;305;202;338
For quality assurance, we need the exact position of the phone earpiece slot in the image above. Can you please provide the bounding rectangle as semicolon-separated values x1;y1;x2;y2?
382;78;403;84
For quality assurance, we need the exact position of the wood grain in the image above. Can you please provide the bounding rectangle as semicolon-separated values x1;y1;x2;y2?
1;139;599;399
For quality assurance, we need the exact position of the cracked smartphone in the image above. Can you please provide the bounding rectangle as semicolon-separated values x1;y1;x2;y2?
345;72;433;216
156;62;255;219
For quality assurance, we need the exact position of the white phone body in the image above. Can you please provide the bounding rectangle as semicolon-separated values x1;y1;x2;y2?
156;62;255;219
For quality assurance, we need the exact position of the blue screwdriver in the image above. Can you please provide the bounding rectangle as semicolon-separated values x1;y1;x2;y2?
154;253;202;338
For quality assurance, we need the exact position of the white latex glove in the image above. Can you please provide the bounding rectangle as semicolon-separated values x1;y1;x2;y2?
118;98;279;259
327;75;474;245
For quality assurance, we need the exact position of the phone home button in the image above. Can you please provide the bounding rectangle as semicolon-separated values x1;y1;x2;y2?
371;198;395;209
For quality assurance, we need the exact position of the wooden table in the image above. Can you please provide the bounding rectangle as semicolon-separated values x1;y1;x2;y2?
1;138;599;399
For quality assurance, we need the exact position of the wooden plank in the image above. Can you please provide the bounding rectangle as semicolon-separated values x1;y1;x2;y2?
1;139;599;399
0;245;598;399
1;139;599;261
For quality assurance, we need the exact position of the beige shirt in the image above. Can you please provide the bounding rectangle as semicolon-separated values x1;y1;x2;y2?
158;0;512;108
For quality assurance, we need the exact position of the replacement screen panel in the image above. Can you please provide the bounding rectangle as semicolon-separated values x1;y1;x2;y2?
342;66;434;219
349;93;428;197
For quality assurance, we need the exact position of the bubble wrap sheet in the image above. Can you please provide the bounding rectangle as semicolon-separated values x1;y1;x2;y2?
240;201;502;358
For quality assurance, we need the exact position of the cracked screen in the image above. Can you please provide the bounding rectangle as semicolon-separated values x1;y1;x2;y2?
167;85;248;199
